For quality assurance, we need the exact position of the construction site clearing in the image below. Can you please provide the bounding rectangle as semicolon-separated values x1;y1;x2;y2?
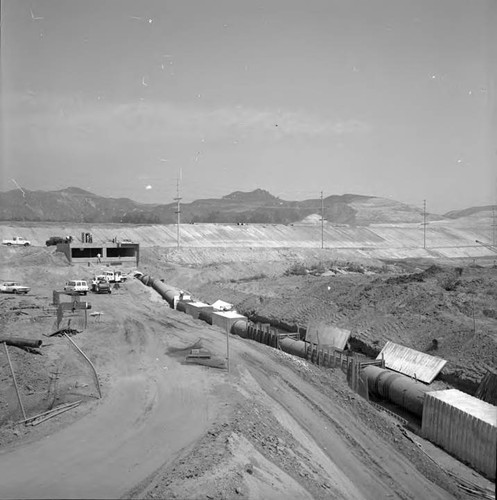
0;220;495;500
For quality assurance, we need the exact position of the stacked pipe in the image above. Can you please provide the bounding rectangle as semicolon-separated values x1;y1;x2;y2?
136;273;429;418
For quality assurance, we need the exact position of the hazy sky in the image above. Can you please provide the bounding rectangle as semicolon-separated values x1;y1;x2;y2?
1;0;496;213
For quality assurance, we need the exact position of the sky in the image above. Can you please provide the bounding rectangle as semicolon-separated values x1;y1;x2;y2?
1;0;496;214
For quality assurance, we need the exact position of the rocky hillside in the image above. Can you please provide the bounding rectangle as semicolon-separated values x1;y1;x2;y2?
0;186;445;225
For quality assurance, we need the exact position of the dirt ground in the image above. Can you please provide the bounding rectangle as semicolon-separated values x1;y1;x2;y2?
0;244;495;499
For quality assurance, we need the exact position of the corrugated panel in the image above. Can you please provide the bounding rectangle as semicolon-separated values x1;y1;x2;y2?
376;341;446;384
422;390;497;479
305;321;350;350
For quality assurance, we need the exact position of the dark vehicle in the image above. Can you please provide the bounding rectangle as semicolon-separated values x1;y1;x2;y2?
91;275;112;294
45;236;66;246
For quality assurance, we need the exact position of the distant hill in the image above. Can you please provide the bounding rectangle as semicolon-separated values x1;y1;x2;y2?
0;186;450;225
444;205;496;219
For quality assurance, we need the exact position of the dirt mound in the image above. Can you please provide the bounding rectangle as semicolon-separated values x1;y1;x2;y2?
0;246;69;270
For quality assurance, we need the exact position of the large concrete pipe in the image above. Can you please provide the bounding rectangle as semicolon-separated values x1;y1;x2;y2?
0;337;43;349
362;365;431;417
176;300;192;313
231;319;249;338
137;275;180;307
140;275;153;287
279;338;307;358
150;279;180;307
198;309;213;325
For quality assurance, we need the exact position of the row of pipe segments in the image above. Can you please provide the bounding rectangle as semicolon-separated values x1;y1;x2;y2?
137;273;429;418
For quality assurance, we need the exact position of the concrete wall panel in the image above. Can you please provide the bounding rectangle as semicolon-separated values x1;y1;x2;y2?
422;389;497;480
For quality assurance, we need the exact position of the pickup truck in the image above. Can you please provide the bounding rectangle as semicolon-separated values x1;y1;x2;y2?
0;282;30;294
2;237;31;247
102;270;127;283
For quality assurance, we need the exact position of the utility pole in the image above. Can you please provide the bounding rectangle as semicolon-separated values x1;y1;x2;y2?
11;179;26;222
492;207;496;246
174;170;182;249
423;199;427;249
320;191;324;249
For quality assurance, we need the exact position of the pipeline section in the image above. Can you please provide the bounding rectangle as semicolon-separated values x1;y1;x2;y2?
137;273;428;418
362;365;430;417
0;337;43;349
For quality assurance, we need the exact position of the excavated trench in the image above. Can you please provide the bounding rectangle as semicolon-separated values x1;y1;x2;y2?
233;310;480;396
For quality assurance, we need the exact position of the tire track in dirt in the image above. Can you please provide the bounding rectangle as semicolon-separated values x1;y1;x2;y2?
237;351;456;500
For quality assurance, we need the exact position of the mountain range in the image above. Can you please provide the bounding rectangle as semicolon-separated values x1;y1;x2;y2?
0;187;493;226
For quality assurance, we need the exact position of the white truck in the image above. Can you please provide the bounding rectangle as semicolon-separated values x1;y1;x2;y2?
102;269;127;283
2;236;31;247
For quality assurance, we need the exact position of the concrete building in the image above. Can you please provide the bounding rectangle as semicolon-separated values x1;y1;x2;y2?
56;239;139;266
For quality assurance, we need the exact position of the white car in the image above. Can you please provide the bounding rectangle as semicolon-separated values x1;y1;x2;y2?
64;280;89;295
0;281;31;294
2;237;31;246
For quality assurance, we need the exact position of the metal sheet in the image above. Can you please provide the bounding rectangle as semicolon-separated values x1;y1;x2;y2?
376;341;446;384
305;321;350;350
422;389;497;479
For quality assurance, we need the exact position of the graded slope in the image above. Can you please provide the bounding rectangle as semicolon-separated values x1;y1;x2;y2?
0;219;495;260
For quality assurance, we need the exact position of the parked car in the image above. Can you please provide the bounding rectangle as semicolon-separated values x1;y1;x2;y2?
91;275;111;294
46;236;66;246
64;280;89;295
2;237;31;246
0;281;30;294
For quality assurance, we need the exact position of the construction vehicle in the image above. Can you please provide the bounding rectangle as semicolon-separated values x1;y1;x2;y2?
91;275;112;294
102;269;127;283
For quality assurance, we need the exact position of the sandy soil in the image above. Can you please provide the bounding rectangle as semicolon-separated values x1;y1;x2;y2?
0;245;494;499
